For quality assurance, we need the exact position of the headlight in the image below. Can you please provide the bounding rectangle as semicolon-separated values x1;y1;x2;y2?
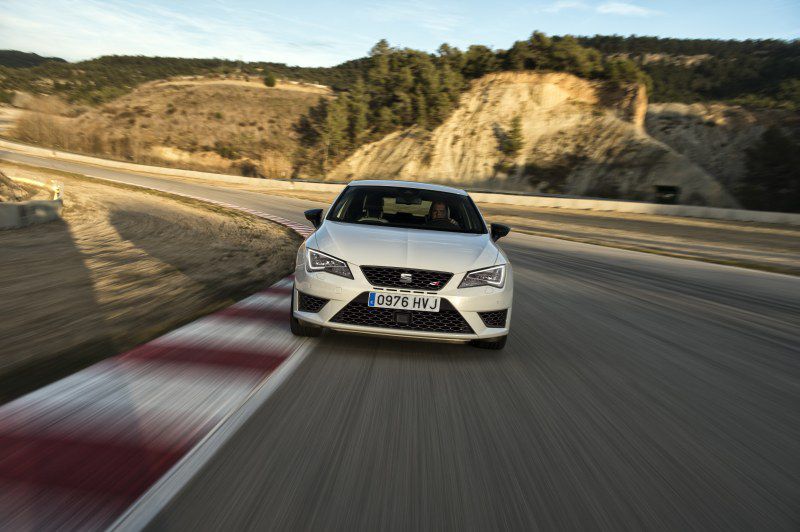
458;264;506;289
306;248;353;279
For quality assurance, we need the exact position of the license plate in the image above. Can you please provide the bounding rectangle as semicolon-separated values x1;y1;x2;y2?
368;292;440;312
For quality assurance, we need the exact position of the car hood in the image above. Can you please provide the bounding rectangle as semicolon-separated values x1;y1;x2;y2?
310;221;500;273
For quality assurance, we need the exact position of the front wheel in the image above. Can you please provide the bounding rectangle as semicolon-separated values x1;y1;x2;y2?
469;335;507;350
289;286;322;337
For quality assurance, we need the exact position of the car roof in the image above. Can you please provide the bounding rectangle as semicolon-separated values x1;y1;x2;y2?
347;179;468;196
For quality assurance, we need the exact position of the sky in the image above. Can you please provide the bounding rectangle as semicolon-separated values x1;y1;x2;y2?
1;0;798;66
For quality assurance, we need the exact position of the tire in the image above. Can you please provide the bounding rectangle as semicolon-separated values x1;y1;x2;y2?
470;335;507;350
289;286;323;337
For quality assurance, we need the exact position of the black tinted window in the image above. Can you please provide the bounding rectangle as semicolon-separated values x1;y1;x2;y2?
327;186;486;234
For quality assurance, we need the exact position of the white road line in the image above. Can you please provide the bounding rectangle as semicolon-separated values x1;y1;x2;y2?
270;277;295;290
1;360;261;447
234;293;290;310
151;315;297;354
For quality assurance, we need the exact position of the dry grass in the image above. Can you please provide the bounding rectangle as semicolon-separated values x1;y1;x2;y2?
10;79;330;178
0;169;46;202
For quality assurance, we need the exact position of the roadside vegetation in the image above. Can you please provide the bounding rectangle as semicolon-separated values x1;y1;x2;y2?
739;127;800;212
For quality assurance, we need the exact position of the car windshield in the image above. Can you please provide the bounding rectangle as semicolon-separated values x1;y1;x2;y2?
327;185;486;234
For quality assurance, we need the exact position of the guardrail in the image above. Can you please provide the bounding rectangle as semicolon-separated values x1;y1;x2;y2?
2;138;798;226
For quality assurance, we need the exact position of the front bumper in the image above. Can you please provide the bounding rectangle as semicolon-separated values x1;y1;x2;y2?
293;262;513;342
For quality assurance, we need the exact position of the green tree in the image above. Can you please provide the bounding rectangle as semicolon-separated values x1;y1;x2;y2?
320;96;350;172
501;115;524;157
463;45;498;79
603;57;650;88
263;71;277;87
738;127;800;212
439;62;465;105
375;106;395;133
503;41;530;70
347;77;369;145
413;93;429;129
437;43;464;71
368;39;392;92
548;36;603;78
777;79;800;110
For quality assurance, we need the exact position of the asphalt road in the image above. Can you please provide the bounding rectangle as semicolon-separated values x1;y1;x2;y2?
4;151;800;530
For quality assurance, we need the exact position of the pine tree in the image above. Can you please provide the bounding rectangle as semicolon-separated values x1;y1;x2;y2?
437;43;464;72
368;40;392;95
375;107;395;133
413;93;429;129
347;77;369;145
463;45;498;79
739;127;800;212
392;92;414;126
501;115;523;158
319;96;349;174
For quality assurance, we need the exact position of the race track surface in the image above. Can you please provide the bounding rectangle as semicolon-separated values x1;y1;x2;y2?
3;151;799;530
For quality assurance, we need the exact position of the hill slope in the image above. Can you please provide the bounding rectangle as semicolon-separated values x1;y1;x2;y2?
329;71;737;207
13;77;331;177
0;50;66;68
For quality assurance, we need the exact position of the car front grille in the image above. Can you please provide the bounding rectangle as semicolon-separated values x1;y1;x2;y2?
331;293;473;334
298;292;328;313
478;309;508;328
360;266;453;291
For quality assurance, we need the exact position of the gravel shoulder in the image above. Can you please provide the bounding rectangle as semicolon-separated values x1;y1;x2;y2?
0;162;301;402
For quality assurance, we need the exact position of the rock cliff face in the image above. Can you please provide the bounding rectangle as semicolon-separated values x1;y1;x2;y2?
645;102;797;194
329;72;738;207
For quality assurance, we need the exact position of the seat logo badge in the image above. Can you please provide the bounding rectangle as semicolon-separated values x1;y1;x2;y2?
429;281;440;287
400;273;413;283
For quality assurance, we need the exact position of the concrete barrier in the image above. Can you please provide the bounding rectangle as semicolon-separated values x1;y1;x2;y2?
0;199;63;229
0;173;64;229
2;138;799;226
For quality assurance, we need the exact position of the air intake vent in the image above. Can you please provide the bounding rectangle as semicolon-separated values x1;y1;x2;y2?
478;309;508;328
298;292;328;313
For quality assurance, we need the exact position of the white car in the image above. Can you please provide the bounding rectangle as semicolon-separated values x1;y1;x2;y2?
290;180;513;349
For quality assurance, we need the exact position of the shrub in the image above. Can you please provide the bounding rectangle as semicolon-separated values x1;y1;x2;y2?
212;141;239;159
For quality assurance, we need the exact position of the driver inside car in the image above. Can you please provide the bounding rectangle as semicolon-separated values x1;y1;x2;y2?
428;201;460;229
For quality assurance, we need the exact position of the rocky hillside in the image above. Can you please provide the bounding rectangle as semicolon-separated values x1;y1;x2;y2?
646;103;798;193
329;72;737;208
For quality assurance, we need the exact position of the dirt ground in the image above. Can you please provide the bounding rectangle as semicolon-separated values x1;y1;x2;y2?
0;168;50;202
239;186;800;275
0;163;301;402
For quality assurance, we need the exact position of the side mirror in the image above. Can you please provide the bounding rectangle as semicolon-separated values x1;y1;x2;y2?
304;209;323;228
490;223;510;242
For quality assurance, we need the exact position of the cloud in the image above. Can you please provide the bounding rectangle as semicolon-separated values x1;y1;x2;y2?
0;0;367;66
541;1;590;13
367;1;464;33
596;2;662;17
